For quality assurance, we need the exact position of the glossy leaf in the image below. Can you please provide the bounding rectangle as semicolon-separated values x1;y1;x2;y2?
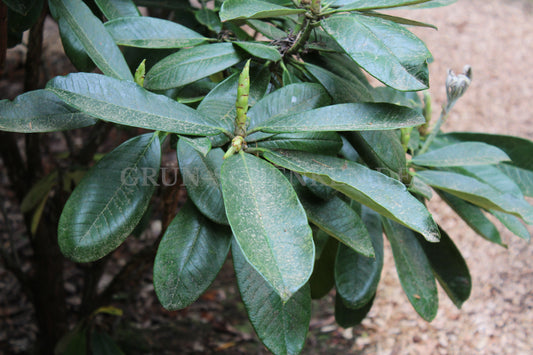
337;0;431;11
105;17;208;48
254;132;343;154
416;170;533;224
455;165;523;198
178;136;212;157
322;14;430;91
294;186;374;257
220;0;305;22
418;227;471;309
335;293;375;328
246;19;286;40
335;207;384;308
263;150;440;242
221;153;314;300
361;12;437;30
255;103;425;134
344;130;406;180
248;83;331;131
0;90;96;132
382;219;438;321
144;43;242;90
197;67;270;144
153;203;231;310
58;133;161;262
233;41;282;62
95;0;140;19
56;17;95;72
195;8;222;32
491;210;530;242
232;240;311;355
304;62;373;103
177;140;227;225
309;236;338;299
498;164;533;198
438;132;533;171
412;142;510;167
49;0;133;80
437;191;505;246
46;73;223;135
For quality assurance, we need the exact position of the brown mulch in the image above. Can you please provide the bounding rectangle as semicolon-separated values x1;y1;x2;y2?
1;0;533;354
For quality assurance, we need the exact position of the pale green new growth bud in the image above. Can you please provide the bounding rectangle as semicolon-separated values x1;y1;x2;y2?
445;65;472;111
134;59;146;87
235;60;251;135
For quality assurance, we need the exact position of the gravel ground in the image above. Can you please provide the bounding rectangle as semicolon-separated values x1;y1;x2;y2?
354;1;533;354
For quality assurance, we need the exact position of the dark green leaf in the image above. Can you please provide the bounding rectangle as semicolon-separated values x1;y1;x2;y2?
3;0;37;15
90;331;124;355
309;236;337;299
437;191;505;246
233;41;282;62
220;0;305;22
221;153;314;300
49;0;133;80
153;202;231;310
0;90;96;132
263;150;440;242
303;62;374;103
416;170;533;224
246;19;286;40
491;210;530;242
95;0;140;19
105;17;208;48
178;136;212;157
335;207;383;308
336;0;432;11
255;103;425;133
58;133;161;262
412;142;510;167
361;11;437;30
197;66;270;142
498;164;533;198
410;0;458;8
177;140;227;224
344;130;406;180
46;73;224;135
56;17;96;72
254;132;343;154
7;0;43;33
408;176;433;200
144;43;242;90
455;165;523;198
232;239;311;355
418;227;471;309
195;8;222;32
322;14;430;91
248;83;331;132
439;133;533;171
382;218;438;321
294;185;374;257
335;293;375;328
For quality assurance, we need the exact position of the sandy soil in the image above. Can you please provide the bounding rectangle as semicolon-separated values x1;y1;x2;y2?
355;1;533;354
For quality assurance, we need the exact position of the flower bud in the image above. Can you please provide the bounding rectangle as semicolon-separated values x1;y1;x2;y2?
445;65;472;111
